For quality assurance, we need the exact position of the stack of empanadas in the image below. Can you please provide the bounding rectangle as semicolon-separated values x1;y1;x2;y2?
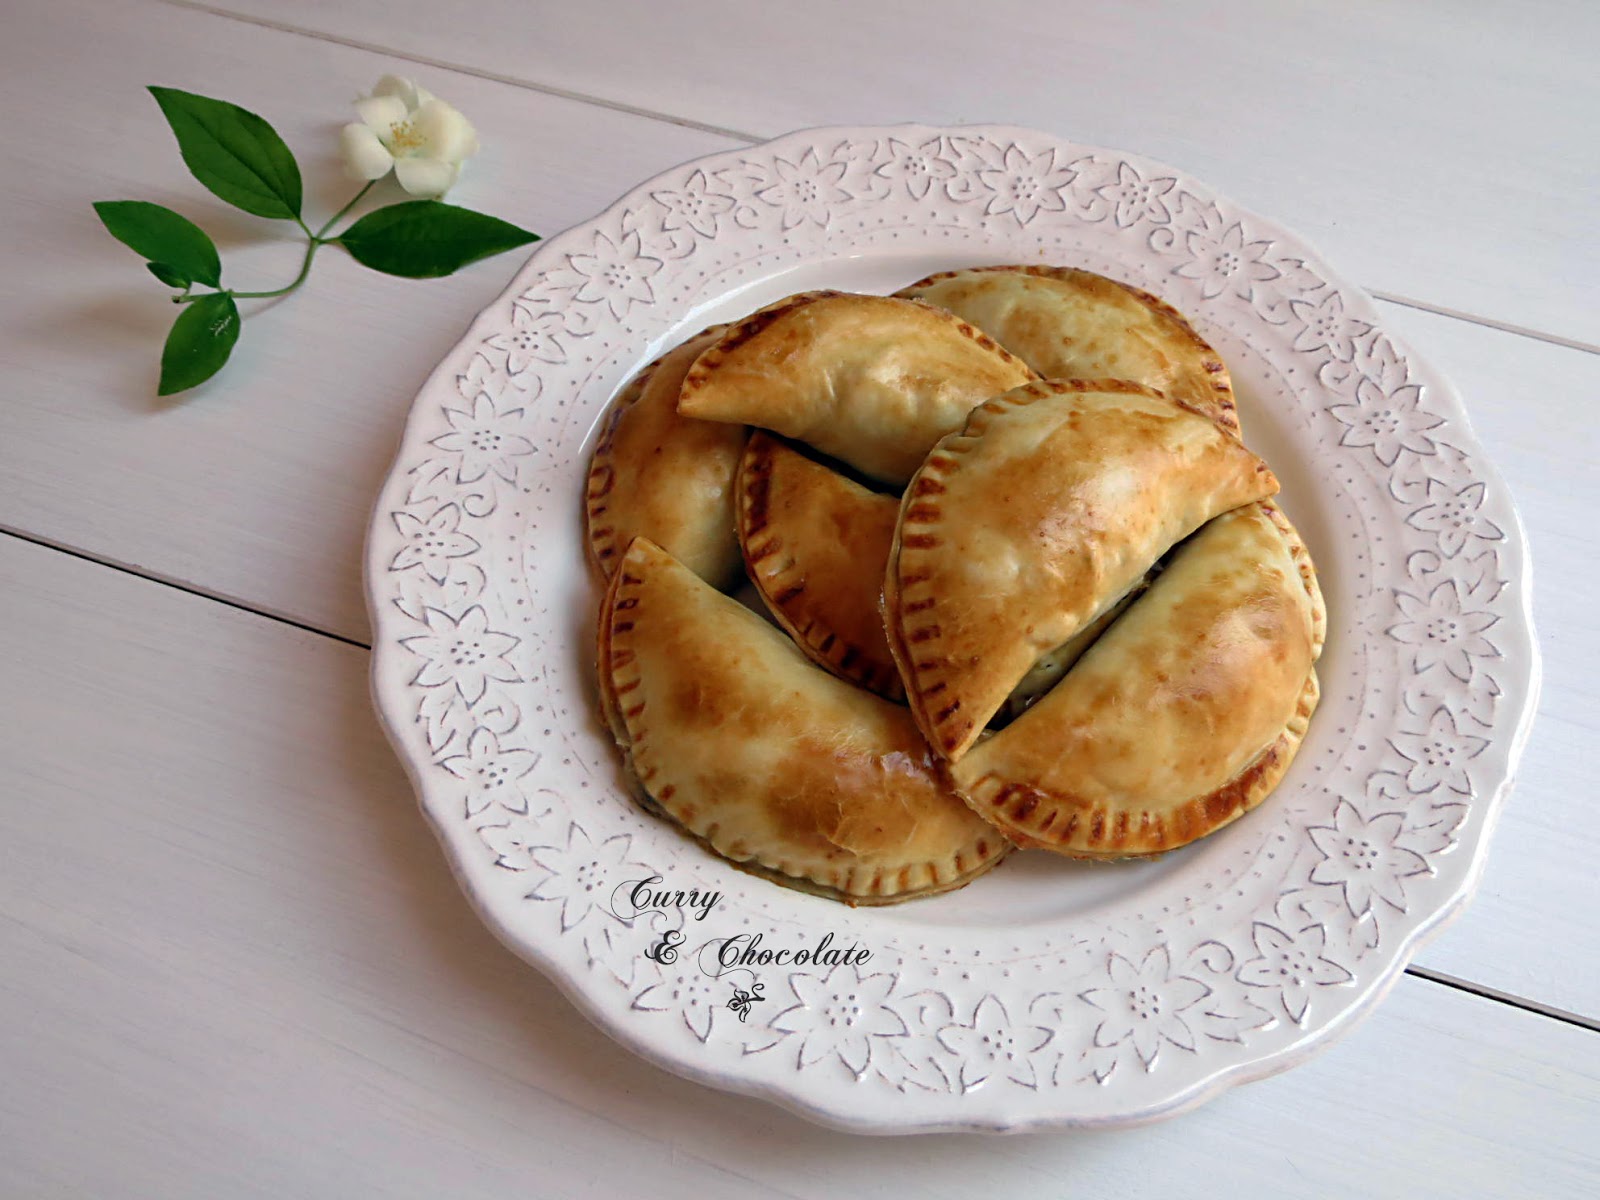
585;267;1323;904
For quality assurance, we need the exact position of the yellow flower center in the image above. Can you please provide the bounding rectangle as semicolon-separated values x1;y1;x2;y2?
387;119;425;153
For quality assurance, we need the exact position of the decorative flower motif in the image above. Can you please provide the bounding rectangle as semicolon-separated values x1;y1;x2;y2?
755;150;850;230
486;307;567;372
478;816;544;871
1308;801;1430;917
340;74;478;198
1080;947;1210;1070
388;503;479;583
568;230;663;318
651;169;737;238
1390;705;1489;795
1096;162;1175;228
371;136;1518;1097
1403;668;1499;730
770;965;907;1076
415;680;470;753
440;727;540;816
875;137;958;200
400;604;520;703
525;825;648;932
977;144;1077;226
1388;580;1499;680
633;964;725;1042
1457;671;1502;727
1235;923;1352;1025
1172;213;1278;300
1328;375;1445;466
412;666;516;755
935;995;1051;1090
1405;481;1504;557
429;393;535;484
1289;290;1368;362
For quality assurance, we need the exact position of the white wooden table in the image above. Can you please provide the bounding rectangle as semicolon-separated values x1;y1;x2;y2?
3;1;1597;1193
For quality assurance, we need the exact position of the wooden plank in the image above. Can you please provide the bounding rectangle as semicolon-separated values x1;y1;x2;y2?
1;532;1597;1196
187;0;1600;347
0;0;1592;1018
0;0;741;643
1371;303;1599;1023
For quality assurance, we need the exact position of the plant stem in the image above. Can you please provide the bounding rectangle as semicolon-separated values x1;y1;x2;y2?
174;182;373;305
315;180;375;239
227;235;321;299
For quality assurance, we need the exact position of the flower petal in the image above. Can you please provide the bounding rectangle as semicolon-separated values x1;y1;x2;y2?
1094;1013;1136;1048
413;100;478;164
354;94;408;136
836;1031;873;1076
971;994;1008;1034
389;545;424;573
1107;953;1140;989
937;1026;980;1058
862;1004;909;1039
1160;1013;1197;1052
370;74;422;108
1131;1021;1161;1069
793;1032;830;1067
785;972;828;1013
1282;983;1310;1025
340;123;395;181
1309;858;1348;889
1137;946;1173;985
1370;870;1412;913
1164;975;1210;1012
395;156;459;198
1253;922;1293;955
1237;959;1280;988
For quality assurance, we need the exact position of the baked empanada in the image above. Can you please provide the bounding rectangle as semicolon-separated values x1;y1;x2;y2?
678;290;1036;485
897;266;1239;434
737;432;903;699
950;501;1323;857
586;327;747;588
997;580;1148;723
886;379;1278;761
599;537;1009;904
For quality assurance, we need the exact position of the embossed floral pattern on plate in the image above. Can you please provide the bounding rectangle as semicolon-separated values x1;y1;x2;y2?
365;125;1538;1133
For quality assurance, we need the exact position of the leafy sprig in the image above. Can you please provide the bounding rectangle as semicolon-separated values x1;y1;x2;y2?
94;87;539;395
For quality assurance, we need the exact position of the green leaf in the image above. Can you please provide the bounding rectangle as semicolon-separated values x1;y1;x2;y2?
159;293;240;396
94;200;222;287
338;201;539;279
148;87;302;220
146;261;192;288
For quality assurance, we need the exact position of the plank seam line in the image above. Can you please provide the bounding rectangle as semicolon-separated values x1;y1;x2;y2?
1404;965;1599;1033
1368;292;1600;357
0;525;372;651
152;0;762;143
156;5;1600;357
4;539;1594;1035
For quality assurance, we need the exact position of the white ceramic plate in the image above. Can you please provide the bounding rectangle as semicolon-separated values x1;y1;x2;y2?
365;124;1538;1133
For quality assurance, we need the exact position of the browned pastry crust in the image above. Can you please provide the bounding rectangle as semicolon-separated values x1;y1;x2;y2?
897;265;1239;435
597;537;1009;904
884;379;1278;762
677;290;1037;485
585;326;748;588
736;431;904;700
949;500;1323;858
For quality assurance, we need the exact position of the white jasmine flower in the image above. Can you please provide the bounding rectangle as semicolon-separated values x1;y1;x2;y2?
341;74;478;198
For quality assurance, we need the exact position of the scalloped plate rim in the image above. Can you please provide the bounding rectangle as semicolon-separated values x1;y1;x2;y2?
363;121;1540;1133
